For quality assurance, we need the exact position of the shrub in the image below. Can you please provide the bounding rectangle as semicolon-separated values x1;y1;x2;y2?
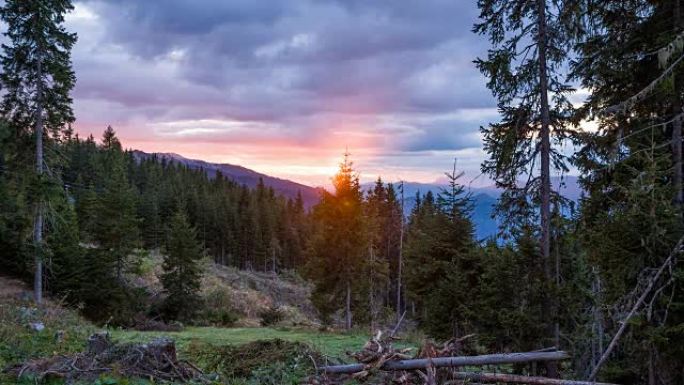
203;308;240;327
130;313;183;332
258;306;285;327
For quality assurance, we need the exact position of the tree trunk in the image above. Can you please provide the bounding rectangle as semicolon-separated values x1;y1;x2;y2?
673;0;683;207
536;0;556;377
117;250;123;282
648;343;656;385
271;247;276;274
553;203;561;348
369;244;376;330
591;268;605;372
33;48;44;305
345;280;352;330
397;181;404;322
673;115;682;205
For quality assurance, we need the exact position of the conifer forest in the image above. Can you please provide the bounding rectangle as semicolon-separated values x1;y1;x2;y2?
0;1;683;385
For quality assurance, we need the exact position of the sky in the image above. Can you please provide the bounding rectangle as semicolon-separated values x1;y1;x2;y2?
66;0;500;187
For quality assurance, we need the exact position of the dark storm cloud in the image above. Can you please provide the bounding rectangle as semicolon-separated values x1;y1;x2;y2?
69;0;495;160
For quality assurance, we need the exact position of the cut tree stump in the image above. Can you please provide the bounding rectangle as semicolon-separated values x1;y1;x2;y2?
87;332;112;355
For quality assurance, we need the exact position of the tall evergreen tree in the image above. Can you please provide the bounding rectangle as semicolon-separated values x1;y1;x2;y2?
571;2;684;382
95;127;139;280
404;166;477;338
161;209;204;322
0;0;77;303
474;0;581;353
364;178;391;327
306;152;366;329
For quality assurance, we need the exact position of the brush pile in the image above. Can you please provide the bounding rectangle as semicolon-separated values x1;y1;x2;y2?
310;332;619;385
187;338;320;379
308;331;475;385
6;332;207;383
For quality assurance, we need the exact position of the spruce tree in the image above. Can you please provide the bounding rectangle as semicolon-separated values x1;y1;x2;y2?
306;152;366;329
404;171;478;338
571;2;684;381
438;160;474;225
161;209;204;322
0;0;77;303
47;193;83;299
95;127;139;280
474;0;581;353
364;178;391;326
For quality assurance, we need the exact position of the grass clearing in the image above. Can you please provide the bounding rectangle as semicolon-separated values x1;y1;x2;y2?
0;276;417;384
110;326;381;358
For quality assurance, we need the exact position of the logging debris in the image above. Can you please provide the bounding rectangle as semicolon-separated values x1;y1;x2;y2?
186;338;321;379
308;331;477;384
5;332;207;383
310;332;621;385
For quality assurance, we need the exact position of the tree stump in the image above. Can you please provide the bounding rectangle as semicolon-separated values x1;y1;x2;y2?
87;332;112;355
145;337;178;363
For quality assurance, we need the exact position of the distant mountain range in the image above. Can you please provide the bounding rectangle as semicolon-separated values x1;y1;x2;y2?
131;151;322;208
134;150;583;240
377;177;582;240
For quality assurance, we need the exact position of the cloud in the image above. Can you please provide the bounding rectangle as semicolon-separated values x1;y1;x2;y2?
68;0;496;185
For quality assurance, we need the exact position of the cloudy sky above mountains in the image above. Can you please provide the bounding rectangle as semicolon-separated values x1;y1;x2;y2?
67;0;498;186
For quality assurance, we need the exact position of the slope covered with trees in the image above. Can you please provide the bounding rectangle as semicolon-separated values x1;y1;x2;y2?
0;0;683;384
0;126;311;324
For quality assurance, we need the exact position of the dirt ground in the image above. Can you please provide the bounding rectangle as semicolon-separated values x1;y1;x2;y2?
0;274;31;300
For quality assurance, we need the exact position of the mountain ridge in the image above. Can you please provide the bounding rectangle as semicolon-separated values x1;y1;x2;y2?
364;176;581;240
131;150;323;208
134;150;582;239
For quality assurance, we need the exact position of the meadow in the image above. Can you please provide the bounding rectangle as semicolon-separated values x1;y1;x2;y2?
111;326;376;358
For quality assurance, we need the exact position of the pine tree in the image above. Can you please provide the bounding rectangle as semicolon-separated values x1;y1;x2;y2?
403;168;478;338
0;0;77;303
161;209;204;322
476;230;546;351
437;159;474;225
306;152;366;329
95;127;139;280
385;182;404;319
0;119;32;275
138;162;163;249
474;0;581;352
570;2;684;382
364;177;391;327
47;192;83;298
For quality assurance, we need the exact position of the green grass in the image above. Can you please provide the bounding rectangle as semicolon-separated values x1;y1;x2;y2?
110;327;376;358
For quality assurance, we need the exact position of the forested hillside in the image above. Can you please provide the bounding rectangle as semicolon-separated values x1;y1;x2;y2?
0;0;684;384
0;126;311;321
132;150;322;208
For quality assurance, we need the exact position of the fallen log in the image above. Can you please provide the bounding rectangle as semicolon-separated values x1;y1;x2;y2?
450;372;619;385
321;351;569;374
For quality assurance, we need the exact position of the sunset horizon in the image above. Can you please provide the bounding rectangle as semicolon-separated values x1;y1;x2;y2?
65;0;495;188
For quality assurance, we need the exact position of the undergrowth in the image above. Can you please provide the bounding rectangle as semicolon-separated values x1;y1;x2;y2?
187;339;320;385
0;297;94;370
0;297;95;384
